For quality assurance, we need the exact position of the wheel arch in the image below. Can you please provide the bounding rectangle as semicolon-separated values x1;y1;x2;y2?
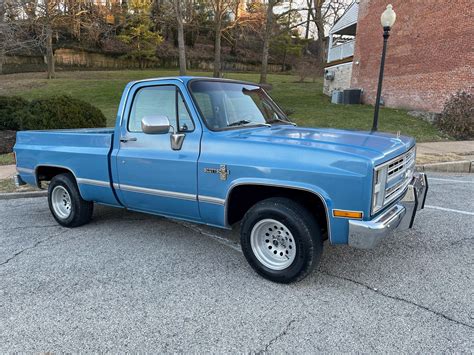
225;181;331;242
35;165;79;188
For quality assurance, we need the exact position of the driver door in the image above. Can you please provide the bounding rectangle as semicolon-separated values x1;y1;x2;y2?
114;82;201;221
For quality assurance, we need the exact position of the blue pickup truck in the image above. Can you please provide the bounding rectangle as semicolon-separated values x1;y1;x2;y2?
14;77;428;283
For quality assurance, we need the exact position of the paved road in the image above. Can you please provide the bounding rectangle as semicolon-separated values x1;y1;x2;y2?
1;173;473;352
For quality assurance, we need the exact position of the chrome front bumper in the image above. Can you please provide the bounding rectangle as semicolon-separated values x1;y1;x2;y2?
348;172;428;249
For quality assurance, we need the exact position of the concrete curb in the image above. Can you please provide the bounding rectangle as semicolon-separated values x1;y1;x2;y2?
416;160;473;173
0;190;47;200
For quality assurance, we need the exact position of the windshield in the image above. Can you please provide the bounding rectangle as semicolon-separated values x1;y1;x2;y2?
189;80;291;130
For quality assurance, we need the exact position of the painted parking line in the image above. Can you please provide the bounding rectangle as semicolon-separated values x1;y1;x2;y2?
429;178;474;184
425;205;474;216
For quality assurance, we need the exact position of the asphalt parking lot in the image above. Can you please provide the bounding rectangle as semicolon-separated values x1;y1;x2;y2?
0;172;473;352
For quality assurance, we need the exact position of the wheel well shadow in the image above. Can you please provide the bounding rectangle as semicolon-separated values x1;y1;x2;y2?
227;185;328;239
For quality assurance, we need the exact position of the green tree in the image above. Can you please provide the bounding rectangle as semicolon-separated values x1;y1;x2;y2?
119;0;163;69
259;0;302;83
271;32;306;71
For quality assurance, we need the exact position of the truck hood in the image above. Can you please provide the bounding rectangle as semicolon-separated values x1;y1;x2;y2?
229;125;415;165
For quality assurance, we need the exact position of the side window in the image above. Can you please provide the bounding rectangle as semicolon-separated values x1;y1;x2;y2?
128;86;194;133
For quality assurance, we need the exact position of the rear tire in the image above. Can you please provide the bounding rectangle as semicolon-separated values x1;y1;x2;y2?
48;173;93;227
240;197;323;283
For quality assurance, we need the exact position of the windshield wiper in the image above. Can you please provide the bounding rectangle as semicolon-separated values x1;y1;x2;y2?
228;120;270;127
267;118;297;126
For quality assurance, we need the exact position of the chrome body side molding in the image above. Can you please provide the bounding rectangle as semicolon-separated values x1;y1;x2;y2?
76;178;110;187
112;183;224;205
199;195;226;205
107;181;226;205
16;167;35;174
118;183;197;201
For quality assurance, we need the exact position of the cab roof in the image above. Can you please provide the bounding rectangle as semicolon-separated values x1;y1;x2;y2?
132;76;260;87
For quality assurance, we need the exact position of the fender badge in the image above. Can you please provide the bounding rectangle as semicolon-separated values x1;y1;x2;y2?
204;164;230;181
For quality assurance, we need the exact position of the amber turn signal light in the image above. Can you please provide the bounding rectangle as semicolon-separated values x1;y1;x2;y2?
332;210;363;219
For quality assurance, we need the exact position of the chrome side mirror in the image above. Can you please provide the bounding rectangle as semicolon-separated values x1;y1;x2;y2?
141;115;185;150
170;127;186;151
141;115;170;134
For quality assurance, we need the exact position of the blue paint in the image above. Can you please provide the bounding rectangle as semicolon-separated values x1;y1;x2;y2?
14;76;415;245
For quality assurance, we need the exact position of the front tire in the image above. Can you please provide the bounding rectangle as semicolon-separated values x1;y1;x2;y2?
48;173;93;227
240;197;323;283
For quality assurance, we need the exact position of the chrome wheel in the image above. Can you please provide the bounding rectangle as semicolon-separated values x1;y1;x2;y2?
51;185;72;219
250;218;296;271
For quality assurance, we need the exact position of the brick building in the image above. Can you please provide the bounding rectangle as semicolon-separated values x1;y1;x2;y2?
325;0;474;113
323;2;358;96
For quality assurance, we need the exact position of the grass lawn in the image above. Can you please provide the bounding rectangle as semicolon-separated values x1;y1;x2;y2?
0;70;446;142
0;178;39;193
0;179;14;192
0;153;15;165
0;178;17;193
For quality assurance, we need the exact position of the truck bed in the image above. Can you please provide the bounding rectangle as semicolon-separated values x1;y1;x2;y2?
14;128;120;206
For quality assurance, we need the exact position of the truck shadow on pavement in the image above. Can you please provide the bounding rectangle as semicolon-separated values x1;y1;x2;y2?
88;203;429;286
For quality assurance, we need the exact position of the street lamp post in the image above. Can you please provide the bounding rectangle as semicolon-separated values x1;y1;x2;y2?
372;4;397;131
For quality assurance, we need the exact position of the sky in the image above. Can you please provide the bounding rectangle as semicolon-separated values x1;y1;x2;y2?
272;0;355;39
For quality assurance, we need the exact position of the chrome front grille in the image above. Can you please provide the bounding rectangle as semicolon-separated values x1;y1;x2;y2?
384;147;416;205
387;148;416;180
372;146;416;214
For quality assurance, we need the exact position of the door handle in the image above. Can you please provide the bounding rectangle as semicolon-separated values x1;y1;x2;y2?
120;137;137;143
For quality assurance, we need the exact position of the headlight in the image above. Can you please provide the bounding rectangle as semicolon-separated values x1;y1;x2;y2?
372;165;388;214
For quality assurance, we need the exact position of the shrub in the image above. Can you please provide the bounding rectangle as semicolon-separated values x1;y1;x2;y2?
0;131;17;154
25;96;106;130
0;95;106;131
0;96;30;130
294;60;311;83
436;90;474;140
